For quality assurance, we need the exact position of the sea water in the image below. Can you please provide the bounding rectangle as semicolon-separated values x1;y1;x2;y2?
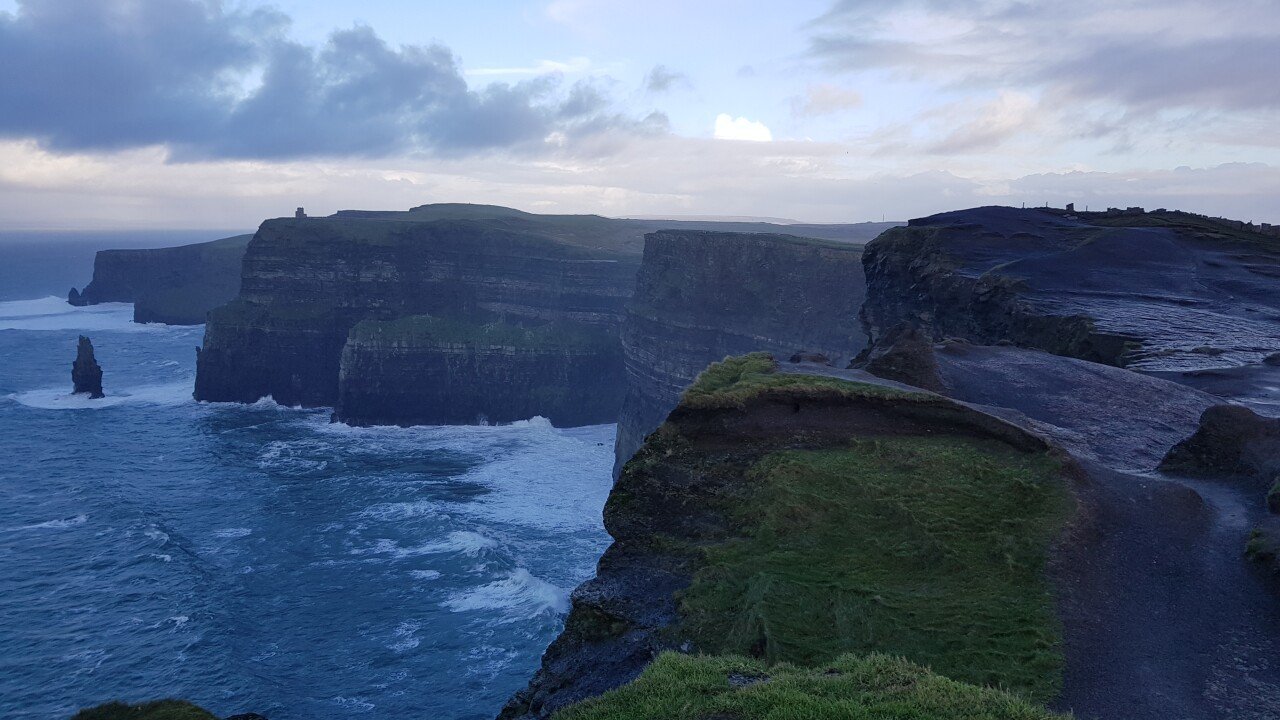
0;239;615;719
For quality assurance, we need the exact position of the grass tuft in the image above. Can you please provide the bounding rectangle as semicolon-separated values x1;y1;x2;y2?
682;353;922;410
554;651;1070;720
676;436;1071;703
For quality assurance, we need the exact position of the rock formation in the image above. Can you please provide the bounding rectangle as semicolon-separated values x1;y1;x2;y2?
72;336;104;398
335;317;624;427
860;206;1280;371
195;216;641;414
613;230;868;474
68;233;252;325
195;206;893;425
503;355;1075;718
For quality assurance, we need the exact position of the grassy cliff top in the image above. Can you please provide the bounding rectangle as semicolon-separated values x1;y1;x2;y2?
555;652;1068;720
645;228;866;253
681;353;923;410
349;315;616;351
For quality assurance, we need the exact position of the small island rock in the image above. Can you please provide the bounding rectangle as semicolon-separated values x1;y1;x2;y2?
72;335;104;398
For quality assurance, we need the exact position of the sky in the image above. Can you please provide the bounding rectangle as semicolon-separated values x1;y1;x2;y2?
0;0;1277;229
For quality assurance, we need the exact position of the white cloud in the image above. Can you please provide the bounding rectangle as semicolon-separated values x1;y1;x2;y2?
792;84;864;117
713;114;773;142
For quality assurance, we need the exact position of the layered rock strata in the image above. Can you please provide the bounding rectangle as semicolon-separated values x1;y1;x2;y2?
195;217;639;415
613;230;868;472
69;234;251;325
860;206;1280;371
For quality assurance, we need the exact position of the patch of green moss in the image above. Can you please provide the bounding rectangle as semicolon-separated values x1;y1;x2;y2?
554;651;1069;720
349;315;616;351
71;700;218;720
681;353;923;410
675;436;1072;703
1246;527;1277;564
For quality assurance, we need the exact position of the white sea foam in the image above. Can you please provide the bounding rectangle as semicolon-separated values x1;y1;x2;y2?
443;568;569;619
357;501;441;521
0;296;188;332
4;514;88;532
213;527;253;539
410;569;442;581
359;531;498;560
388;620;422;652
9;381;192;410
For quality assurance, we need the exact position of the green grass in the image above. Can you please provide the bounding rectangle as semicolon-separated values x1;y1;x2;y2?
674;437;1072;703
349;315;616;351
71;700;217;720
554;652;1069;720
681;353;922;410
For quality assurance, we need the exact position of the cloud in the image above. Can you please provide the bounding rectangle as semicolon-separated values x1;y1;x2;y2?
810;0;1280;112
5;134;1277;229
644;65;688;93
791;83;863;117
0;0;648;160
714;114;773;142
926;90;1038;154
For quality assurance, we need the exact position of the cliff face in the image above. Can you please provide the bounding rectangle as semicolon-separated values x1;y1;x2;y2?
69;234;251;325
503;355;1076;718
860;206;1280;371
195;217;640;414
335;317;624;427
614;230;868;473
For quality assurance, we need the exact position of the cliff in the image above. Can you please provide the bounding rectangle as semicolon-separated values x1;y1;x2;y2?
69;234;251;325
194;216;640;414
503;354;1076;718
335;316;623;427
614;230;868;474
860;206;1280;371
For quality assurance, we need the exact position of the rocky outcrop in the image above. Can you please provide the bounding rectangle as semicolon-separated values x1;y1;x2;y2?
195;216;640;414
1161;405;1280;482
335;317;624;427
860;206;1280;371
613;230;868;473
503;355;1075;718
72;335;104;398
68;234;251;325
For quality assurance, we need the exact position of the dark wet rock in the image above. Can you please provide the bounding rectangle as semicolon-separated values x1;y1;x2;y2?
787;352;830;364
859;324;944;392
1267;480;1280;515
1266;353;1280;367
860;206;1280;372
613;230;868;475
72;336;104;399
225;714;269;720
69;234;251;325
1160;405;1280;482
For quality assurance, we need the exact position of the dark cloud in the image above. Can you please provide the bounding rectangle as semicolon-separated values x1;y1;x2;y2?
810;0;1280;113
643;65;687;93
0;0;647;160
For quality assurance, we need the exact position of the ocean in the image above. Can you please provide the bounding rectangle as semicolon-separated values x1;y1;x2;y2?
0;236;615;719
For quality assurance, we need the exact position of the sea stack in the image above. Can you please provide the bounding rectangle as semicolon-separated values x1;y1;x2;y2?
72;336;104;398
